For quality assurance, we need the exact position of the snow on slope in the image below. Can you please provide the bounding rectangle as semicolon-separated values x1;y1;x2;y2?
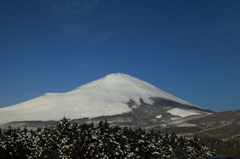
70;73;196;106
156;115;162;119
0;73;199;124
167;108;199;117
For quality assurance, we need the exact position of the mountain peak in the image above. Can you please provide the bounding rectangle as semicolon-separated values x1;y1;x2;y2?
101;73;130;80
66;73;196;108
0;73;208;124
108;73;125;76
102;72;129;79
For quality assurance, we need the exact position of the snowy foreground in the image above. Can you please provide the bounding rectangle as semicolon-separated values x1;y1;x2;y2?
0;118;215;159
0;73;205;124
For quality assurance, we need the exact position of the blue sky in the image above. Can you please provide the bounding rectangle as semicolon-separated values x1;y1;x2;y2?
0;0;239;112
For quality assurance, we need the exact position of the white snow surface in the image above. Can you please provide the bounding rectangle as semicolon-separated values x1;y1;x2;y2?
167;108;200;118
0;73;199;124
156;115;162;119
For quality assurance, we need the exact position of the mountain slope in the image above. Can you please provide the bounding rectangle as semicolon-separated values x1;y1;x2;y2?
158;110;240;139
0;73;210;124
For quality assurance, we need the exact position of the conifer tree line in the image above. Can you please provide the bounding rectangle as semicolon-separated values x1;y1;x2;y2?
0;117;215;159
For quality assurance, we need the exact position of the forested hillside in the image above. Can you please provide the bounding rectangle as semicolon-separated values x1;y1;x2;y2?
0;118;215;159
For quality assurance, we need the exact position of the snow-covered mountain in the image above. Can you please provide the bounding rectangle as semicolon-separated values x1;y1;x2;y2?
0;73;212;126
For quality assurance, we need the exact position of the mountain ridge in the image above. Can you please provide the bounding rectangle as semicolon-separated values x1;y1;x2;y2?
0;73;212;125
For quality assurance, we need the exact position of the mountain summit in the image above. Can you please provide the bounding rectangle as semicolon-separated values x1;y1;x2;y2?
0;73;212;125
71;73;196;106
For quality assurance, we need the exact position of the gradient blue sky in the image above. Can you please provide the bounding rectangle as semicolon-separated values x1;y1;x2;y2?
1;0;239;112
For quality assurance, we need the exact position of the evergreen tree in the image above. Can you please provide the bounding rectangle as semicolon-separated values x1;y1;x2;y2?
0;118;215;159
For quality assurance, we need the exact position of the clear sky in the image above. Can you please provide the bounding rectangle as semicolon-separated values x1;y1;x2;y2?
0;0;239;112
